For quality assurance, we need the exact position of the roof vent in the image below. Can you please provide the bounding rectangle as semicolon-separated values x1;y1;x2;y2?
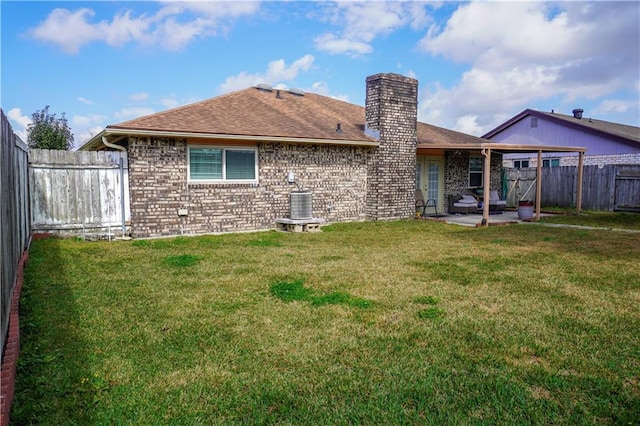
256;83;273;92
572;108;584;119
276;89;283;99
288;88;304;96
336;123;342;133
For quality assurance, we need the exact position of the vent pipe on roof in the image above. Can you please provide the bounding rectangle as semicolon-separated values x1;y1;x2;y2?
276;90;282;99
336;123;342;133
572;108;584;119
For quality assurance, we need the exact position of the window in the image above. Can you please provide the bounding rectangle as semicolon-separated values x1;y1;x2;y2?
188;146;257;182
542;158;560;168
513;159;530;168
468;156;483;187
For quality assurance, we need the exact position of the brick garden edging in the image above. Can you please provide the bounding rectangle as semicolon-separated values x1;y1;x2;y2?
0;249;29;426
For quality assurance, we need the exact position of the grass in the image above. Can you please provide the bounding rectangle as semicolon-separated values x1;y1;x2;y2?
14;218;640;424
539;209;640;231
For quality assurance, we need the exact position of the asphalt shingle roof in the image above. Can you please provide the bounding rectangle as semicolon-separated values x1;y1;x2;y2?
536;110;640;144
483;108;640;146
107;86;489;146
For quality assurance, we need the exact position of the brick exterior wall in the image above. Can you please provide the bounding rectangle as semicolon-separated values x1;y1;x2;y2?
127;137;372;237
506;152;640;168
558;153;640;167
365;73;418;220
445;150;503;212
126;73;421;238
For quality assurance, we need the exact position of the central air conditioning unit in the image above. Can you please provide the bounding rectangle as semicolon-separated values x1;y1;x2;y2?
290;191;312;220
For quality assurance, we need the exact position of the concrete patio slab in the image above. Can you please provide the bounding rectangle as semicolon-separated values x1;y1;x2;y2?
421;210;552;227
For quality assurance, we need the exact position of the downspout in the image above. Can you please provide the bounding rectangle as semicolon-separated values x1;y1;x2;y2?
102;136;127;237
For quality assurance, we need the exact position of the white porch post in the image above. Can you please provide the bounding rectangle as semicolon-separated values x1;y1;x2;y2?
576;151;584;214
536;150;542;220
482;148;491;226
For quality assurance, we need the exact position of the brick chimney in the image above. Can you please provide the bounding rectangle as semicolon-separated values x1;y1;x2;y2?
365;73;418;220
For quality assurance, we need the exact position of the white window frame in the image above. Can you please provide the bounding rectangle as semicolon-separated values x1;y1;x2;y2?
188;145;258;184
542;158;560;168
468;156;483;188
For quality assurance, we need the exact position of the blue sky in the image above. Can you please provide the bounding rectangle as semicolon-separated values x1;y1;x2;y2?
2;1;639;148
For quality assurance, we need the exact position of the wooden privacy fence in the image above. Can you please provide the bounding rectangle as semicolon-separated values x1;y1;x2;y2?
1;110;30;360
505;165;640;211
504;168;537;206
30;149;131;236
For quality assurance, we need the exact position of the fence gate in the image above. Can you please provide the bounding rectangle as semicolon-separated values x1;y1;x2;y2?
29;149;130;237
504;168;537;206
614;165;640;212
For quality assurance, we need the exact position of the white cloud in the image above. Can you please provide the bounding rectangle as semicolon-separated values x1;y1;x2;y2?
71;114;106;128
28;2;261;53
160;97;181;109
130;92;149;102
309;81;349;102
29;8;102;54
594;99;635;115
314;2;431;56
114;107;155;121
7;108;31;141
314;33;372;56
219;54;315;93
77;97;94;105
416;2;640;134
454;115;483;136
71;114;108;146
75;126;106;146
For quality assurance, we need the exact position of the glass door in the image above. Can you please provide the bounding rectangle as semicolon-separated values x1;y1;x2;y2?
417;156;444;214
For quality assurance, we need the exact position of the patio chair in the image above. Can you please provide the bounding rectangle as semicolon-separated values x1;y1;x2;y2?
415;189;438;217
489;190;507;212
448;194;478;215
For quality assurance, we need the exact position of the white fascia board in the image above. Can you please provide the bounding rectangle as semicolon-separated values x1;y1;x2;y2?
102;128;379;147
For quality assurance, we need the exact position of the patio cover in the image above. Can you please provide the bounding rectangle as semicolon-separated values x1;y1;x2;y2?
417;142;587;227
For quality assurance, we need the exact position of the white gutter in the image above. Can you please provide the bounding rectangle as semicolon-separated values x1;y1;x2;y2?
101;136;127;153
101;128;379;147
102;136;127;238
418;142;586;154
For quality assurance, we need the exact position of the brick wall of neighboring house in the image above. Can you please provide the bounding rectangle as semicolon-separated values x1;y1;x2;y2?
365;73;418;221
506;152;640;168
558;153;640;167
127;137;372;238
445;151;503;211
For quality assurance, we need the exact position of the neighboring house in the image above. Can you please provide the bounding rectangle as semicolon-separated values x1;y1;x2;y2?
483;108;640;168
81;73;584;238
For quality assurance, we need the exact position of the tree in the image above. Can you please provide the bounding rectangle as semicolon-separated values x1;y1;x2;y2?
27;106;74;150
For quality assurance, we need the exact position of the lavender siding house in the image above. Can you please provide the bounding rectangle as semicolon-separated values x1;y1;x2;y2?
483;109;640;167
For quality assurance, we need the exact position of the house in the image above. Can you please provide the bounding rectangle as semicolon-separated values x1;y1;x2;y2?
483;108;640;168
81;73;585;238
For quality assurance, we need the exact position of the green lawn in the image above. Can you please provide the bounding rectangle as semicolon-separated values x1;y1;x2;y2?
14;219;640;424
539;210;640;231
